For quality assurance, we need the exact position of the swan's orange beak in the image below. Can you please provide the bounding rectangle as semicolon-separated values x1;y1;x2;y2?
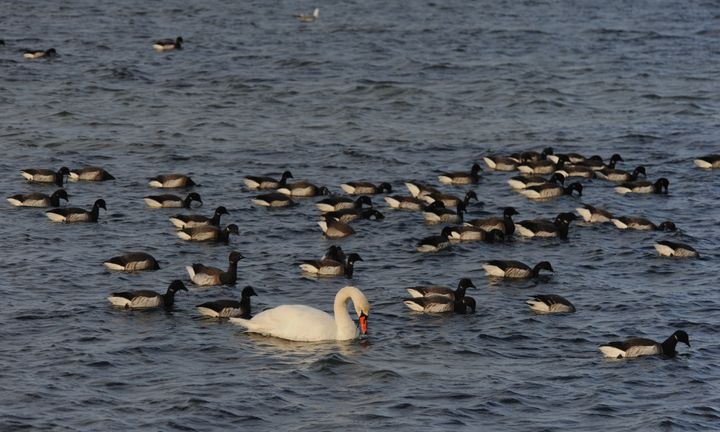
359;312;368;335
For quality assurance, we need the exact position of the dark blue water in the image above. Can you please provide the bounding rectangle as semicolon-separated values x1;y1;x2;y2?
1;0;719;430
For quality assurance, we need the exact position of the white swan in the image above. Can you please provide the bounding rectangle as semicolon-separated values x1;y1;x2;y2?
230;286;369;342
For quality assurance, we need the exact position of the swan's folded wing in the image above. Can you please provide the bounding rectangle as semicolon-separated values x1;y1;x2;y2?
230;305;337;341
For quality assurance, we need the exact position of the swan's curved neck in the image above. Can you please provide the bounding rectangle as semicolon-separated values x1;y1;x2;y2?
334;288;360;339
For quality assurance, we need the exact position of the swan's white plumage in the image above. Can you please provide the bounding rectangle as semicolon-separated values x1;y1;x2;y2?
230;286;369;342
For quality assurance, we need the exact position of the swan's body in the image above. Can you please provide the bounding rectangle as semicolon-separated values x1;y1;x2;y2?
230;286;369;342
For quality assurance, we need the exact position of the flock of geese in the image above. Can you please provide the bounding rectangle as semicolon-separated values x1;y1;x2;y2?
8;150;719;358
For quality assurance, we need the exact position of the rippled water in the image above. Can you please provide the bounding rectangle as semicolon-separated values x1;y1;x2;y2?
1;0;719;430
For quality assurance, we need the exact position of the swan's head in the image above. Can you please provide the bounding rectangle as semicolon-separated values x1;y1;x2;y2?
339;286;370;335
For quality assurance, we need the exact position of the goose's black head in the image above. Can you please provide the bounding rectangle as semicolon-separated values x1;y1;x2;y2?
281;171;293;181
566;182;583;196
175;37;183;48
378;182;393;193
46;48;57;56
655;178;670;193
551;172;566;185
58;167;70;176
658;221;677;232
610;153;624;164
633;166;647;178
314;186;329;196
356;195;373;208
242;286;258;298
94;199;107;211
556;212;578;224
186;192;202;206
226;224;240;235
458;278;475;290
347;253;363;264
215;206;229;216
53;189;69;202
542;147;554;157
440;226;453;238
167;280;188;294
534;261;554;273
503;207;519;217
470;163;482;175
464;190;478;204
229;251;245;263
674;330;690;347
367;209;384;220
